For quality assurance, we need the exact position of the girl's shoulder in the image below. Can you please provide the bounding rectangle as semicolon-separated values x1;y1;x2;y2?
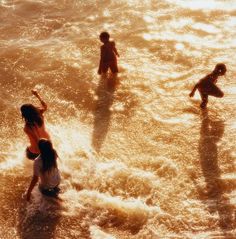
24;123;37;133
24;123;34;132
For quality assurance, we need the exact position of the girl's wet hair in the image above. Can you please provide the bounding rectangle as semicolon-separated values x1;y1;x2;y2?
100;31;110;40
214;63;227;75
20;104;43;126
38;139;57;174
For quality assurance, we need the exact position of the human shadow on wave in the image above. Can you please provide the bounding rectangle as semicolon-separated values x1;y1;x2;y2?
17;193;62;239
195;109;234;234
92;74;118;152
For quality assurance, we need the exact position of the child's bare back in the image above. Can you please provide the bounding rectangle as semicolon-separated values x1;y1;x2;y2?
101;41;117;62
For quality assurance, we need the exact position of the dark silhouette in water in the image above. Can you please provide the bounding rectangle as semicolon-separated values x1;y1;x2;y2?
92;75;118;152
98;31;119;75
189;63;226;108
196;109;234;234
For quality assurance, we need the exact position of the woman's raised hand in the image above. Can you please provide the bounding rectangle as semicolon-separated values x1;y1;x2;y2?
31;89;39;96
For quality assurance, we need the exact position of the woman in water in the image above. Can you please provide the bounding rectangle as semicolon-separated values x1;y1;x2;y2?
21;90;50;160
26;138;61;201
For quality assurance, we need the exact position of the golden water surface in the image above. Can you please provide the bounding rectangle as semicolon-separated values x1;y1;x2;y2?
0;0;236;238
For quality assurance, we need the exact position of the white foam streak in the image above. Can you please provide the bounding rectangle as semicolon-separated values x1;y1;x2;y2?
168;0;236;10
90;226;116;239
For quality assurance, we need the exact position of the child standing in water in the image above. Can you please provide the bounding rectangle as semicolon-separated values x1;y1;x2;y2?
189;63;226;108
98;32;119;75
26;139;61;201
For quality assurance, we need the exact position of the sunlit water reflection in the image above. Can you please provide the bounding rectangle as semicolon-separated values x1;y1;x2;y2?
0;0;235;238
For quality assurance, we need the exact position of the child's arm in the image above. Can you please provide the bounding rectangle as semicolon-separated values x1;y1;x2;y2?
113;42;119;57
98;46;107;74
32;90;47;112
189;83;199;97
26;175;38;201
98;60;102;75
98;47;104;74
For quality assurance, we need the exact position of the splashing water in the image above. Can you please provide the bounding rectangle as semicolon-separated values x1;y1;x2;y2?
0;0;235;238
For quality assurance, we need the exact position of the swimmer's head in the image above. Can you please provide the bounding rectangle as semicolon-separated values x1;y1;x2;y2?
213;63;227;76
99;31;110;42
21;104;43;126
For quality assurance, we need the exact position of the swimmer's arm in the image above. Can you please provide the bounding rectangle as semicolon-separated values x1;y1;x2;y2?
189;83;199;97
32;90;48;112
26;175;38;201
100;46;106;62
113;42;119;57
98;47;105;74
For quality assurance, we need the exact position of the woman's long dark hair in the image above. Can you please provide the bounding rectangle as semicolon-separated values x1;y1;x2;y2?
21;104;43;126
38;139;57;174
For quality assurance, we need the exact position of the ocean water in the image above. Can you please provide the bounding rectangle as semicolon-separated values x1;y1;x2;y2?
0;0;236;238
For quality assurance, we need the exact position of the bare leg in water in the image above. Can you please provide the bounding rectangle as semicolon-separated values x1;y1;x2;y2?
199;84;224;109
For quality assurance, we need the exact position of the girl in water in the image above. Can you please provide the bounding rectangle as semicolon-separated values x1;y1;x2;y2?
26;139;61;201
21;90;50;160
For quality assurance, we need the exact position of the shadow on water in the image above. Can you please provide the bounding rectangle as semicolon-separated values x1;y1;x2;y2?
197;109;235;236
92;74;118;152
0;171;62;239
17;192;62;239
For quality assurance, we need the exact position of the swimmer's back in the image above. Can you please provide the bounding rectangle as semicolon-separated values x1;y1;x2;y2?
101;41;117;62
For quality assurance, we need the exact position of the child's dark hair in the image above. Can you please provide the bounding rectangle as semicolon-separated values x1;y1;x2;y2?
38;139;57;174
100;32;110;40
213;63;226;75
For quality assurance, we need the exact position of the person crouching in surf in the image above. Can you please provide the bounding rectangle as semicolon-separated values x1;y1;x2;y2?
189;63;226;108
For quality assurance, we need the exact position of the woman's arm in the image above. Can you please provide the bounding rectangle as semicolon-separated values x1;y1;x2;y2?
26;175;38;201
32;90;47;112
